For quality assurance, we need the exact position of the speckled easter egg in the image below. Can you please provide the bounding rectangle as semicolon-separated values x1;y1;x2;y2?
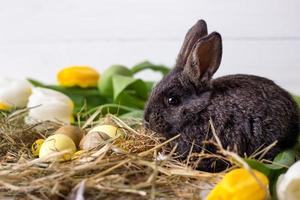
39;134;76;161
31;139;45;157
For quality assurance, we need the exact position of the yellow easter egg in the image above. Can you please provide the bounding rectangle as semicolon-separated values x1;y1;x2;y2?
31;139;45;157
55;125;84;148
88;124;125;139
39;134;76;161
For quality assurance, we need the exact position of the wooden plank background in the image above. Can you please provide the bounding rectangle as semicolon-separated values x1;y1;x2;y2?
0;0;299;94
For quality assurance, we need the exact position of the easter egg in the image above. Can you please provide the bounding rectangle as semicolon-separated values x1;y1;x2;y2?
79;131;106;150
31;139;45;157
39;134;76;161
79;124;125;150
55;125;83;147
89;124;125;139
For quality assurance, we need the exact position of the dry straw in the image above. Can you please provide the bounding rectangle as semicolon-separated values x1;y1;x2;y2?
0;109;268;199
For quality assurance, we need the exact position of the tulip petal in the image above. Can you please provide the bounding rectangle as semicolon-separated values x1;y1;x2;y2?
27;87;74;124
276;161;300;200
0;78;32;109
57;66;100;88
206;168;268;200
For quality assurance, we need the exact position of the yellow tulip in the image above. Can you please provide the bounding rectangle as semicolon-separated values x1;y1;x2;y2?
0;102;10;110
57;66;100;88
206;168;269;200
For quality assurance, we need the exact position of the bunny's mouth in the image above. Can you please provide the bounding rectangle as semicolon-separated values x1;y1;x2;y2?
143;111;174;134
143;117;175;137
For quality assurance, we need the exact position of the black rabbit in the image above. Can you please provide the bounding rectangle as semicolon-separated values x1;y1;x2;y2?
144;20;299;172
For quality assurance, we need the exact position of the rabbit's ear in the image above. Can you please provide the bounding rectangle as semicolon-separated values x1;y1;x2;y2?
176;20;208;67
184;32;222;84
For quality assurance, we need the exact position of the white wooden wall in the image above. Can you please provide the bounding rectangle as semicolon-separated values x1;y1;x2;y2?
1;0;299;94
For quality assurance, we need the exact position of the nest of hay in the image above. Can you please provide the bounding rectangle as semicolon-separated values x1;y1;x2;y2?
0;109;240;200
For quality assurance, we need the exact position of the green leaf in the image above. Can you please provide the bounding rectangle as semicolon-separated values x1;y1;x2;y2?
84;103;139;117
114;91;146;109
98;65;132;97
271;150;297;199
245;159;282;177
95;103;137;115
28;78;46;87
273;149;296;167
28;78;101;96
119;110;144;119
293;95;300;107
131;61;170;76
112;75;148;100
145;81;156;91
245;150;296;179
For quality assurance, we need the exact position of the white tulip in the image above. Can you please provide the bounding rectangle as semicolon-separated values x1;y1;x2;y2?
0;78;32;110
276;160;300;200
27;87;74;124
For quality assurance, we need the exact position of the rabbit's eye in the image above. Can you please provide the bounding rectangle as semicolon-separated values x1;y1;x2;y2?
167;96;181;106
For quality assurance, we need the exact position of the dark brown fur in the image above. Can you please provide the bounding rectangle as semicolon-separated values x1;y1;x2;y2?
144;20;299;172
